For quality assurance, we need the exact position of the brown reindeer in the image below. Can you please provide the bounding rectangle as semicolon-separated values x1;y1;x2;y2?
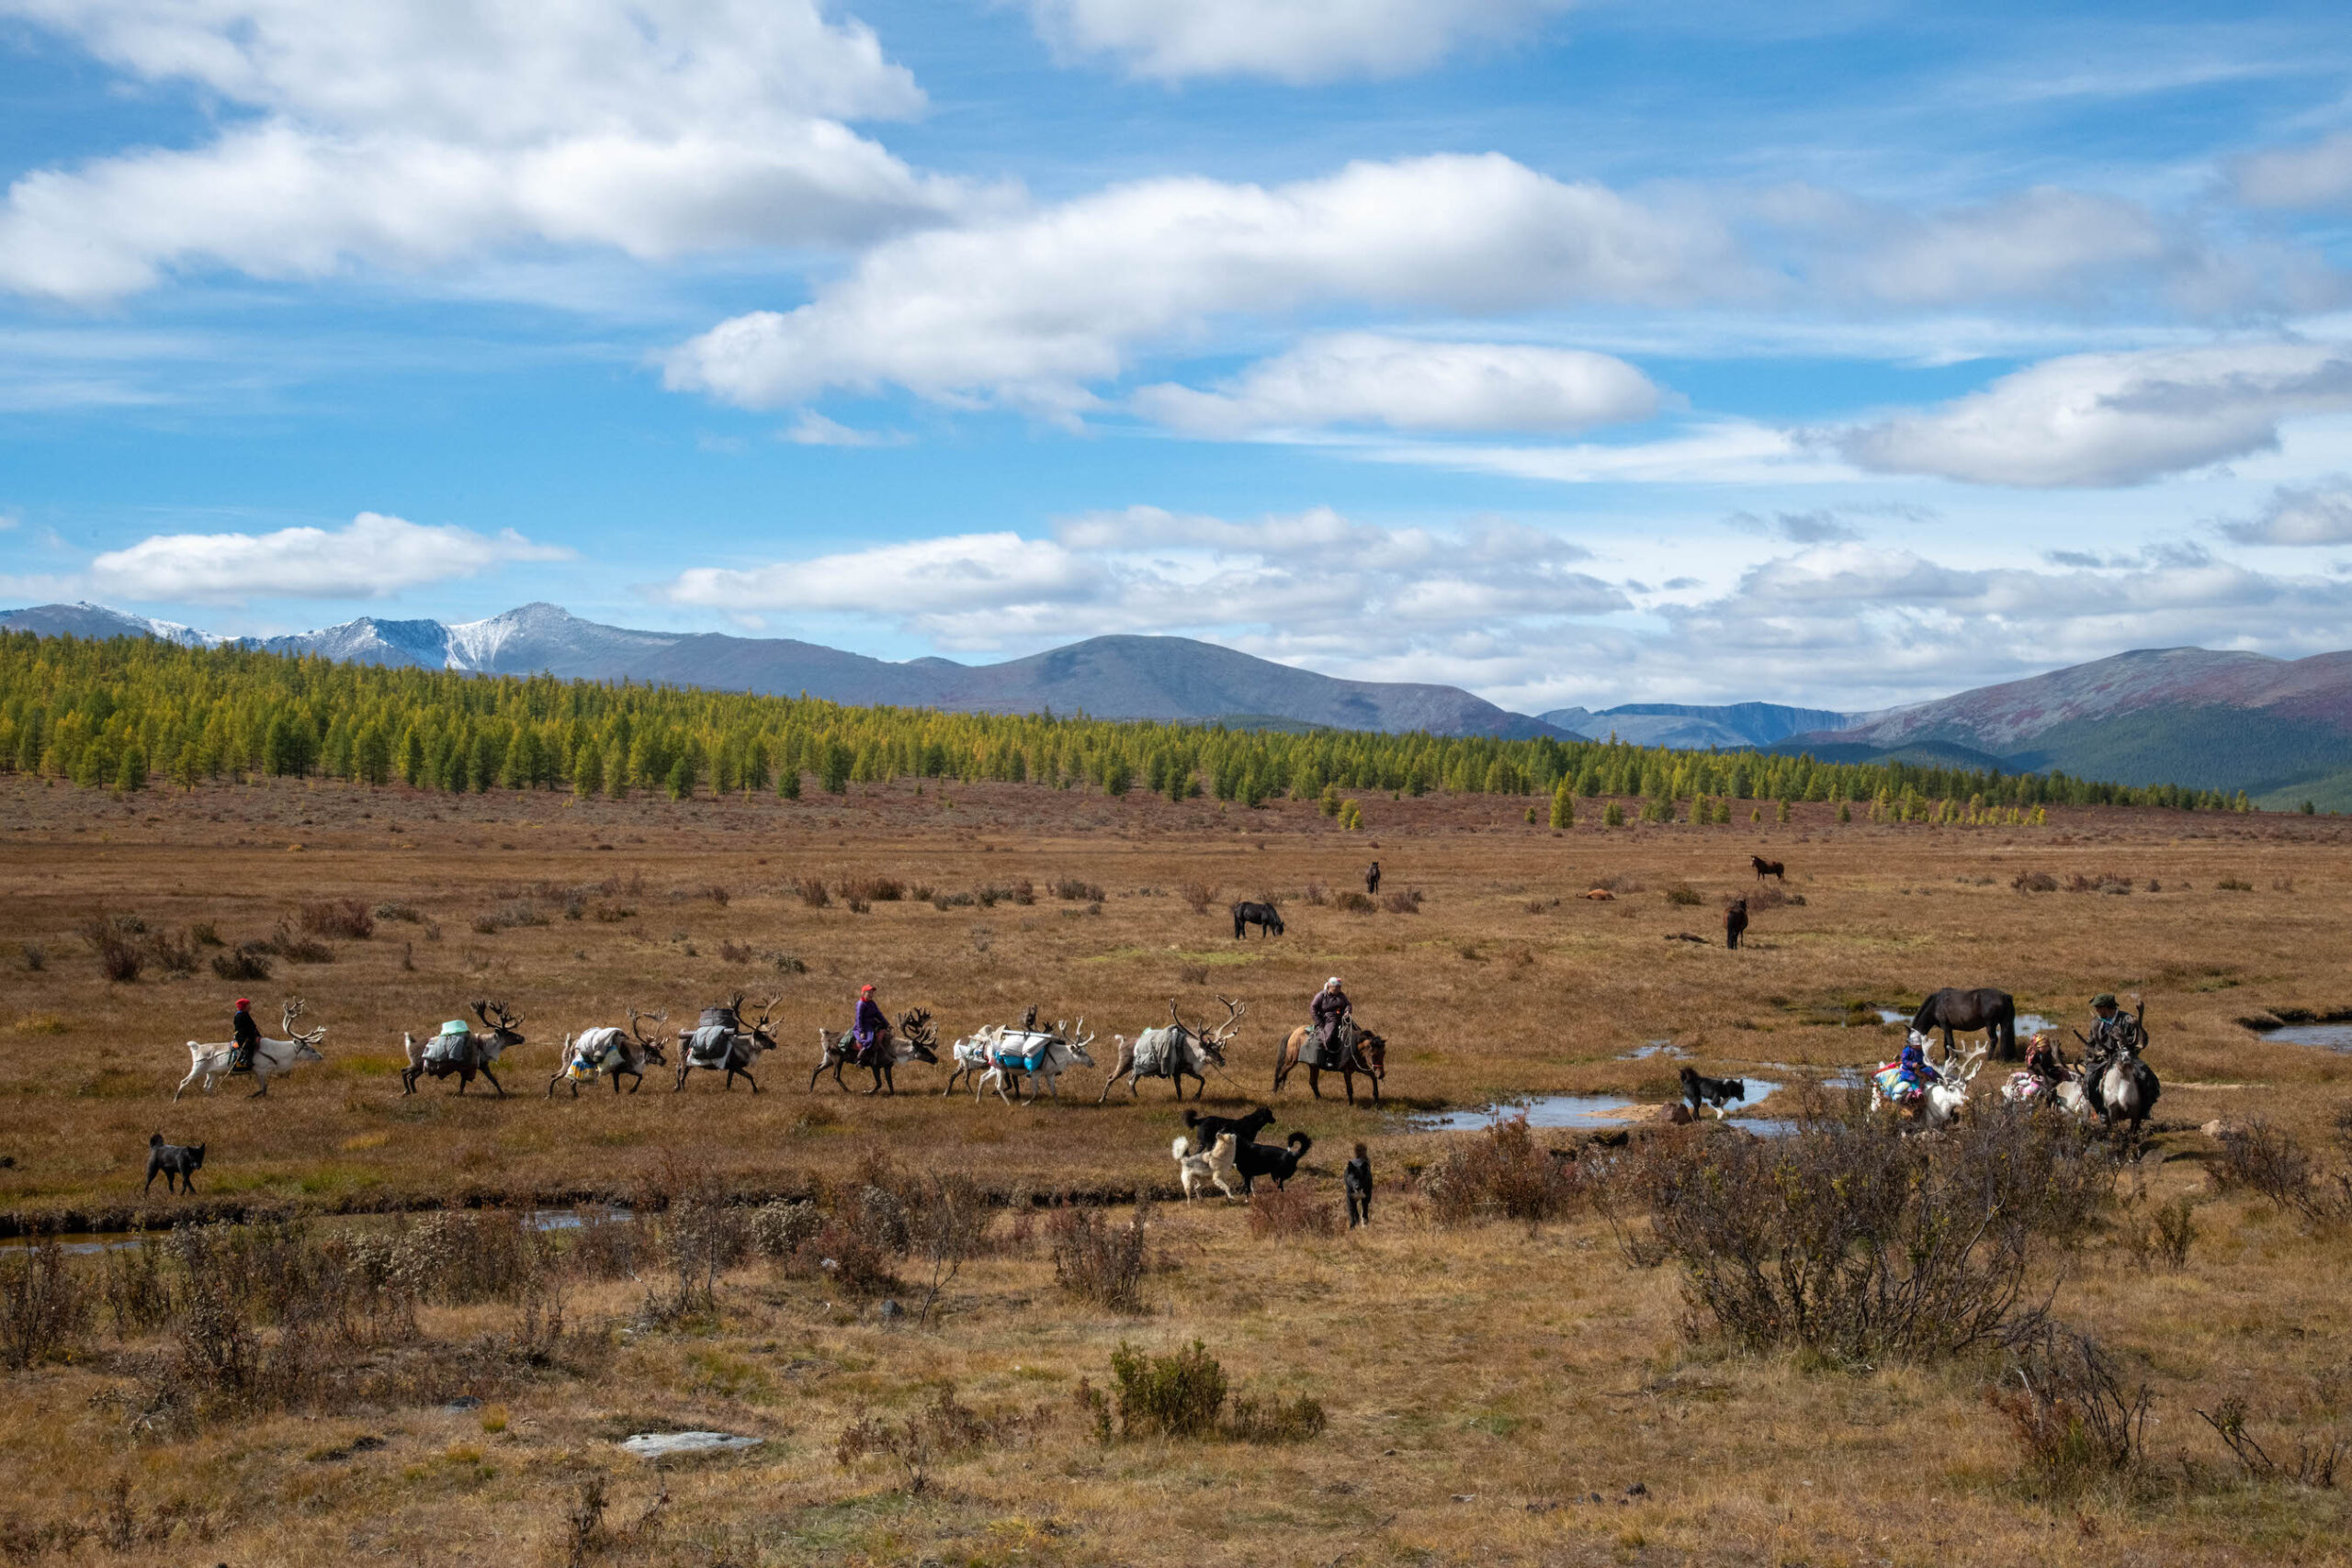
674;995;779;1091
811;1008;940;1095
402;999;523;1097
1100;998;1244;1101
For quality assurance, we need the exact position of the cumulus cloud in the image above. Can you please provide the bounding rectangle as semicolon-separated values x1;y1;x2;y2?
1024;0;1572;83
1839;342;2352;487
0;0;964;302
662;154;1746;414
662;505;1623;649
86;512;570;603
2230;132;2352;211
1133;333;1659;435
2220;479;2352;546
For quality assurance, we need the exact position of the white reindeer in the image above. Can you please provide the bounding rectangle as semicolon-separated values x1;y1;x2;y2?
548;1008;668;1097
176;998;326;1100
1871;1032;1988;1131
977;1021;1097;1106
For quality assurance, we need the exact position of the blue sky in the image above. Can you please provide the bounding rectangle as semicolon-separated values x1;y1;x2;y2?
4;0;2352;716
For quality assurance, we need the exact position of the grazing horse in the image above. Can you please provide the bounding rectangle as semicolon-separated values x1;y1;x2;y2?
178;998;326;1100
811;1009;939;1095
1101;998;1244;1101
1912;987;2019;1062
548;1008;667;1097
1231;901;1283;940
674;995;779;1092
1751;855;1786;882
1274;1020;1386;1105
402;999;522;1097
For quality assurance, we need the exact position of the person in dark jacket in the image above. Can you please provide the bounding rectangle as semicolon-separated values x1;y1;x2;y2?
1311;977;1351;1067
1344;1143;1374;1227
852;985;889;1067
1364;861;1381;897
231;998;261;1074
1724;897;1748;950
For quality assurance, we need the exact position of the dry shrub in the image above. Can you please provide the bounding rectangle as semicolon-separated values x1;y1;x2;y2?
1224;1390;1328;1444
374;902;423;923
1330;890;1376;914
1052;877;1106;902
752;1201;823;1259
1746;884;1804;909
0;1237;89;1369
703;885;730;906
837;875;903;903
2211;1120;2352;1224
1302;880;1328;906
1048;1204;1149;1313
1381;888;1424;915
1989;1325;2154;1497
299;899;375;940
835;1383;1036;1496
1176;963;1208;987
2216;876;2254;891
1664;884;1703;906
2064;871;2135;895
2196;1396;2344;1487
1178;881;1218;916
1108;1339;1226;1438
1424;1115;1582;1226
797;879;831;908
99;1235;171;1341
1247;1186;1339;1238
81;914;144;983
2012;871;2060;893
211;946;271;982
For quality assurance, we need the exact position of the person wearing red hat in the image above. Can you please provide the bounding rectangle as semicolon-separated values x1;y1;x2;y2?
851;985;889;1068
231;997;262;1075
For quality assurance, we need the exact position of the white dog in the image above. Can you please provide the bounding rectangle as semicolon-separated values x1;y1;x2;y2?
1173;1132;1240;1202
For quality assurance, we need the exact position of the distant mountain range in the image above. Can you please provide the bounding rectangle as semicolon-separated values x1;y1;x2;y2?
10;600;2352;804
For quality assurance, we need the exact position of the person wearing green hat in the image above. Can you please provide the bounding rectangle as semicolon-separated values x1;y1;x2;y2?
2078;993;2143;1119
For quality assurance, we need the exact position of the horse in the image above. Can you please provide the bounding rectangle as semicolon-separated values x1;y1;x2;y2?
1911;987;2018;1062
402;999;522;1097
1365;862;1381;896
1273;1019;1386;1105
1724;897;1748;950
1231;901;1283;939
1871;1036;1988;1131
811;1008;938;1095
548;1008;667;1097
674;995;779;1092
1751;855;1786;882
1100;998;1245;1101
176;998;325;1100
976;1023;1097;1106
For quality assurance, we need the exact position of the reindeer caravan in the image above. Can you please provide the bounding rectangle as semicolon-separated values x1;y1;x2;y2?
176;998;326;1100
944;1009;1098;1105
1100;998;1246;1101
402;1000;525;1097
548;1009;669;1097
675;996;779;1092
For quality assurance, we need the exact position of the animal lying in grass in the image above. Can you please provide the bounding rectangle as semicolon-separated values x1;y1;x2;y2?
1174;1133;1241;1201
1184;1104;1274;1153
144;1133;206;1194
1679;1065;1747;1119
1234;1130;1313;1193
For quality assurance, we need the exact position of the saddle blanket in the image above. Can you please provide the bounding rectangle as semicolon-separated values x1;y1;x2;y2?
2005;1071;2054;1100
1129;1031;1175;1077
1872;1064;1926;1103
988;1032;1053;1073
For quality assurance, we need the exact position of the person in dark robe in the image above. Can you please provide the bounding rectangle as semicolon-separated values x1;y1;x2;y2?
231;998;261;1074
1311;977;1351;1067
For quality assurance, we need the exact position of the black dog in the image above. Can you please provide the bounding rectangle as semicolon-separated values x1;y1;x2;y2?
1184;1104;1275;1154
1679;1066;1747;1120
144;1132;207;1194
1234;1131;1313;1193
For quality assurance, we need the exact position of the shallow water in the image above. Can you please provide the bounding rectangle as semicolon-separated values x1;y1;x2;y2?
2262;1024;2352;1051
1419;1078;1785;1134
1623;1041;1684;1059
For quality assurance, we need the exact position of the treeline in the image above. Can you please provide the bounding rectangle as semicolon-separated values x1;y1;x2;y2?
0;631;2253;814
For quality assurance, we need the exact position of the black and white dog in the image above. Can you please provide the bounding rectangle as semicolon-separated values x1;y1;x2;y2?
1184;1104;1275;1154
1679;1066;1747;1120
1234;1131;1313;1193
144;1133;207;1194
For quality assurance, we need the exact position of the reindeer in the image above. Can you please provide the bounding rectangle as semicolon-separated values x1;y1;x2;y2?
976;1019;1097;1105
548;1008;669;1097
176;998;326;1100
1099;998;1244;1102
675;994;779;1092
401;999;524;1097
811;1008;940;1095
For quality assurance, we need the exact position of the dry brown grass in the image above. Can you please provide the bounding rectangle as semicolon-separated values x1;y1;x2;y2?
3;775;2352;1562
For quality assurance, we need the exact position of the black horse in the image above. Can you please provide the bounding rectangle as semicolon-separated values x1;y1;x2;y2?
1724;898;1748;950
1911;987;2018;1062
1232;901;1284;939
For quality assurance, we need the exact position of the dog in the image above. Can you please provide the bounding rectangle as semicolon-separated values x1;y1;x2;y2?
1184;1104;1275;1154
1173;1133;1241;1201
1234;1131;1313;1194
144;1133;207;1194
1679;1066;1747;1120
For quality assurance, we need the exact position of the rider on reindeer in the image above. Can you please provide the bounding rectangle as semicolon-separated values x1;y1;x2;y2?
851;985;890;1068
231;998;261;1075
1311;976;1351;1068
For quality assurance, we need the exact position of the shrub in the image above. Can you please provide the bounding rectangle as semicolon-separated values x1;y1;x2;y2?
797;879;832;908
1664;885;1702;906
1331;890;1376;914
212;947;272;982
1178;882;1217;916
1108;1340;1227;1438
1053;877;1106;902
1224;1391;1329;1443
1048;1204;1150;1313
188;921;223;946
20;943;43;972
82;915;143;983
2211;1121;2352;1224
299;899;375;940
263;931;335;964
1988;1325;2153;1496
1247;1187;1340;1238
1424;1115;1582;1225
703;885;730;906
374;902;423;923
0;1237;88;1369
2196;1396;2345;1487
1381;888;1423;915
2217;877;2254;891
837;875;903;903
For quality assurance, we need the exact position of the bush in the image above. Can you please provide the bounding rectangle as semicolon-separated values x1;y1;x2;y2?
212;947;273;982
1108;1340;1227;1438
82;915;144;983
1382;888;1424;915
1664;885;1702;907
1247;1187;1340;1238
1052;877;1106;902
1331;890;1376;914
2211;1121;2352;1224
374;902;423;923
2196;1396;2345;1487
837;875;903;903
2011;871;2060;893
0;1238;88;1369
797;879;832;908
1048;1204;1150;1313
1425;1115;1583;1225
1988;1325;2153;1496
299;899;375;940
1224;1391;1329;1443
2217;877;2254;892
1178;882;1218;916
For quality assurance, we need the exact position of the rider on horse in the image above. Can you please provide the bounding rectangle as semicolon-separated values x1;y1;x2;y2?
231;998;261;1075
1311;977;1351;1067
852;985;890;1068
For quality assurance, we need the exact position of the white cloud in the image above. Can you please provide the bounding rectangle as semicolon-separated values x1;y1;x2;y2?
1024;0;1572;83
2231;132;2352;211
782;412;910;447
1353;420;1857;485
1834;186;2168;307
2219;479;2352;546
662;153;1747;414
86;512;570;603
1838;342;2352;487
1134;333;1658;435
0;0;964;302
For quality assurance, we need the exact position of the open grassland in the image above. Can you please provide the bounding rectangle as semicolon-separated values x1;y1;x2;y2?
4;775;2352;1564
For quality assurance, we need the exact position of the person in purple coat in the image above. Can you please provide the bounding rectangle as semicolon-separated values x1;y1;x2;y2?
852;984;890;1066
1311;977;1351;1066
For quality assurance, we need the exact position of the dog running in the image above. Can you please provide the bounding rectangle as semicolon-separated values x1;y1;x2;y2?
1234;1130;1314;1194
144;1133;208;1194
1183;1104;1274;1153
1173;1133;1241;1201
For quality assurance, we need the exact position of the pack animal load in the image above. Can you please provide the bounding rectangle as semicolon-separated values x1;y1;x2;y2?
989;1031;1057;1074
401;1000;524;1096
424;1020;473;1067
568;1033;625;1080
1871;1060;1927;1106
688;1003;742;1065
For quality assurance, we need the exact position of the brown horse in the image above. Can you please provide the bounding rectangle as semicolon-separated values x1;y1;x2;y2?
1274;1021;1385;1104
1751;855;1786;882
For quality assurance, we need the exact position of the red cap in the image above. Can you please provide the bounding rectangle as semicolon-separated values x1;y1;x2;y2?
860;984;875;996
235;998;251;1009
